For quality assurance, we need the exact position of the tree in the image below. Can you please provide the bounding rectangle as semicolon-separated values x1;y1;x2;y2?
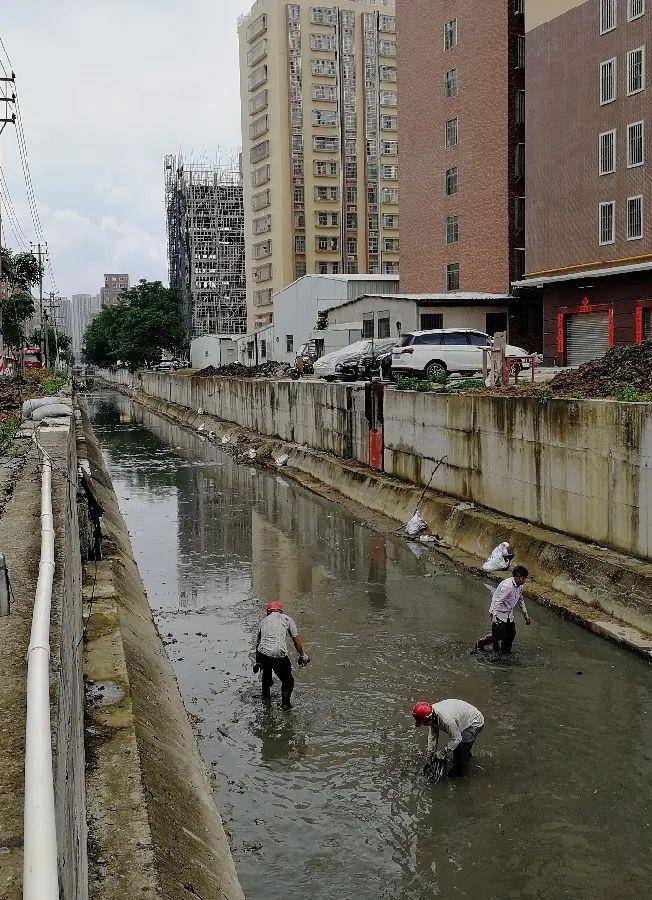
29;327;72;367
83;280;187;370
0;248;42;351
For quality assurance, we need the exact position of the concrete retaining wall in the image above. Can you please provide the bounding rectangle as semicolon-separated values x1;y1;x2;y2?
99;370;652;562
383;392;652;561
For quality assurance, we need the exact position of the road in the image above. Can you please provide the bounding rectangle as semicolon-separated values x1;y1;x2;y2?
89;390;652;900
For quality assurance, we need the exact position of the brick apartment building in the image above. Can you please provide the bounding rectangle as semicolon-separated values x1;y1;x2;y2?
520;0;651;365
396;1;526;308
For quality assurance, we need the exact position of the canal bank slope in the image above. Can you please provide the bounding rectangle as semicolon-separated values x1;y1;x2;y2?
96;374;652;660
79;405;244;900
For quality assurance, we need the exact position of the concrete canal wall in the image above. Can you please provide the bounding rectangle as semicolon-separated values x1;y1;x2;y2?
102;370;652;561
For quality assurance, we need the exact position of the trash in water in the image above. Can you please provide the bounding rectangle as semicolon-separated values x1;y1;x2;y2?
405;513;427;537
423;755;448;784
197;407;204;416
247;449;257;459
454;502;476;512
197;423;206;432
222;435;232;445
275;454;289;467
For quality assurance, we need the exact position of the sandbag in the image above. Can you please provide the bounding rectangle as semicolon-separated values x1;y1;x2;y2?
22;396;59;419
31;402;73;421
405;513;427;537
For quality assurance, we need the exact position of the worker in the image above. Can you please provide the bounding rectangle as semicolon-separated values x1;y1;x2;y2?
473;565;531;655
482;540;514;572
413;699;485;778
253;601;310;709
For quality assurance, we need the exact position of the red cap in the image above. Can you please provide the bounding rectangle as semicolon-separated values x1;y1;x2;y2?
266;601;283;613
412;702;433;722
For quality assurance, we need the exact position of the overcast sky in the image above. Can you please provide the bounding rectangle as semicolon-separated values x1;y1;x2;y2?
1;0;252;298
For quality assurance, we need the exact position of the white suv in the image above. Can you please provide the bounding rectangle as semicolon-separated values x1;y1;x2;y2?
391;329;531;377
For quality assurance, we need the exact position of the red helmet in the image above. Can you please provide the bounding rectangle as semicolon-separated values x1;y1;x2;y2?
412;702;433;722
266;601;283;613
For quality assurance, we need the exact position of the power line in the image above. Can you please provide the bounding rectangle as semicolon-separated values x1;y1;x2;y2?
0;164;32;247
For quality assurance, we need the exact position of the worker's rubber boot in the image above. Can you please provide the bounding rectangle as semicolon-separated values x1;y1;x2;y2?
262;685;272;707
281;687;293;710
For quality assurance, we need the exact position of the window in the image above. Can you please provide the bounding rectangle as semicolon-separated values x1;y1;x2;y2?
514;0;524;13
314;160;339;176
260;340;267;359
599;129;617;174
381;140;398;156
444;19;458;50
316;185;339;201
599;201;616;244
420;313;444;331
346;212;358;228
381;164;398;180
382;213;399;228
445;117;459;148
381;187;399;204
295;235;306;253
248;65;267;91
311;33;336;51
600;0;617;33
445;68;459;99
445;166;459;196
515;196;525;232
384;238;399;252
253;214;272;235
627;47;645;95
249;114;269;140
315;235;340;252
311;59;337;77
247;13;267;43
381;114;398;130
446;263;460;291
628;0;645;20
362;314;374;338
600;58;617;104
313;109;338;126
515;142;525;179
286;335;294;353
253;263;272;282
252;164;270;187
379;14;396;33
383;261;399;275
380;90;398;107
515;35;525;69
515;90;525;124
315;210;339;226
250;140;270;164
253;240;272;260
346;186;357;203
254;288;272;307
628;121;645;166
249;90;268;115
445;215;459;244
247;39;267;68
627;195;643;240
314;135;339;151
313;83;337;101
252;189;271;211
486;312;508;336
311;7;336;26
380;65;397;82
377;314;391;338
379;39;397;57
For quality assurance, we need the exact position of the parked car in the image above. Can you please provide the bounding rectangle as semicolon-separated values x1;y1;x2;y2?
390;329;532;377
153;358;184;372
314;339;396;381
356;339;399;380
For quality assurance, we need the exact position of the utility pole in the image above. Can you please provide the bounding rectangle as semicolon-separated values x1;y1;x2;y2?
32;242;46;367
0;73;17;367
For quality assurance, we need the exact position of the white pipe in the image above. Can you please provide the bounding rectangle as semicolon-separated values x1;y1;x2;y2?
23;447;59;899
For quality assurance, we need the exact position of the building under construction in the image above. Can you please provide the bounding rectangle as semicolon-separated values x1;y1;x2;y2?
165;154;247;341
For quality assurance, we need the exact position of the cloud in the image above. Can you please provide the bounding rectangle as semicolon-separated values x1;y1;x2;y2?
1;0;252;296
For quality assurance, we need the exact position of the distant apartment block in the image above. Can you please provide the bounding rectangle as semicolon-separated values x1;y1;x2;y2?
238;0;400;330
396;0;525;295
58;293;102;360
100;274;130;307
165;154;247;340
521;0;651;364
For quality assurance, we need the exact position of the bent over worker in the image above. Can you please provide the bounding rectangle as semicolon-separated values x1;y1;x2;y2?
473;565;531;655
254;601;310;709
413;699;485;778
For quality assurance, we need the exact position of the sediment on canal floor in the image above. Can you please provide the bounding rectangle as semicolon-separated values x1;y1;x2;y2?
96;377;652;660
78;403;244;900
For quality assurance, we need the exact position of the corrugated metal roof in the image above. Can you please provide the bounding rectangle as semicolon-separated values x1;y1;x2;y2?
514;259;652;287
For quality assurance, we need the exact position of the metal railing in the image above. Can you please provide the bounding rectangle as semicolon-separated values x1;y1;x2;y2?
23;444;59;898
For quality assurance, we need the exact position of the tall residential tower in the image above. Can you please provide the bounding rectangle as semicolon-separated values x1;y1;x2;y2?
238;0;399;330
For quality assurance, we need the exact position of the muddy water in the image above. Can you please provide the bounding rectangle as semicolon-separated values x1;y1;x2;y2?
89;391;652;900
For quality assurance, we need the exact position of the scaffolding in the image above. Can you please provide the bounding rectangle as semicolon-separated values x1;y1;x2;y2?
165;153;247;340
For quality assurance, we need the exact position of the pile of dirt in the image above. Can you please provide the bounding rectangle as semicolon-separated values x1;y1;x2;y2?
549;341;652;398
194;361;294;379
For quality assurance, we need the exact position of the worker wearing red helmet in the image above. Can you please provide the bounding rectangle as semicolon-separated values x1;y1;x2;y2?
253;601;310;709
413;699;484;778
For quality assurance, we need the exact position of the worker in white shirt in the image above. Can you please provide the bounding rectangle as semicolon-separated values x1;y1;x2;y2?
482;540;514;572
413;699;485;777
473;565;531;655
253;601;310;709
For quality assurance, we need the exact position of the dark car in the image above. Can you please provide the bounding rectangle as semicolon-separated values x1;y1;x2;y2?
356;342;397;380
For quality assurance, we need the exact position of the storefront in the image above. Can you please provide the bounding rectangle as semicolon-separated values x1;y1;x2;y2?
516;265;652;367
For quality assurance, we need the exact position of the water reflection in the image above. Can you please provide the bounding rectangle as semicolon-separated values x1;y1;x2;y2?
89;391;652;900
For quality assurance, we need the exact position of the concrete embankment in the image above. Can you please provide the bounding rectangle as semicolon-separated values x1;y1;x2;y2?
78;404;244;899
98;372;652;659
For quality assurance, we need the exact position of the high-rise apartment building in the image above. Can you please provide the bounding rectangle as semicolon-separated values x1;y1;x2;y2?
165;154;247;340
238;0;400;331
520;0;651;365
100;274;130;307
396;0;525;295
57;293;102;359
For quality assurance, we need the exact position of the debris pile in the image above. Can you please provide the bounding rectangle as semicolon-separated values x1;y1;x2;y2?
550;341;652;398
194;361;294;379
